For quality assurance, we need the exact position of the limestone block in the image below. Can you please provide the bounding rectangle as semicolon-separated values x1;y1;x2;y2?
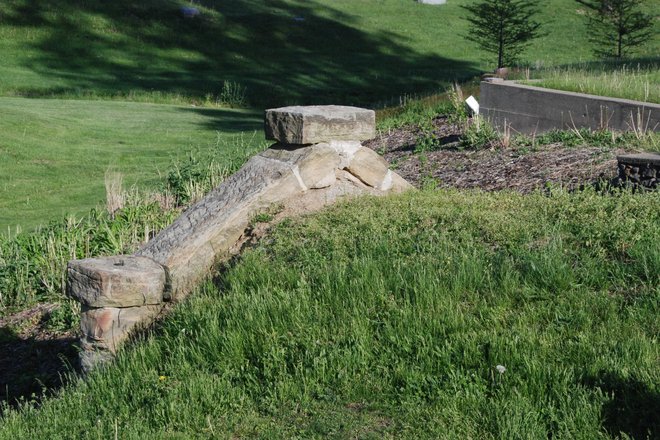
324;140;363;168
67;256;166;308
265;105;376;144
345;147;391;189
296;144;342;189
260;143;341;189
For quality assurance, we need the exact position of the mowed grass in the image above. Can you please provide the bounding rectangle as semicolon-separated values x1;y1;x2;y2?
1;0;657;107
0;98;264;232
1;189;658;438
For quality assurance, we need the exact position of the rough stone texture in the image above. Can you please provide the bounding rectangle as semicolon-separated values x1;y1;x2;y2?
265;105;376;144
67;256;166;308
614;152;660;190
481;80;660;134
346;147;392;190
137;150;307;297
79;304;163;372
68;105;413;372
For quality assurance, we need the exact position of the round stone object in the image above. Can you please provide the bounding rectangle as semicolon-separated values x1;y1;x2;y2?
67;255;166;308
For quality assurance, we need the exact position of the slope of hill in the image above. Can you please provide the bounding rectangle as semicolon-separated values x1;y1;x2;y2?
2;0;656;107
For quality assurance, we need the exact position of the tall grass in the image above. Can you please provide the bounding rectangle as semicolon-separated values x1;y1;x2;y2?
526;64;660;103
1;189;658;438
0;202;177;310
0;132;266;312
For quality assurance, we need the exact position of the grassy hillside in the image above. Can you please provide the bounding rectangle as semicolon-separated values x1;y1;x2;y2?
0;98;264;232
1;0;657;230
1;0;657;107
1;189;658;438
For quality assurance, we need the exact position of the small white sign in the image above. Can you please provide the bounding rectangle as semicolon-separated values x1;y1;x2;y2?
465;95;479;115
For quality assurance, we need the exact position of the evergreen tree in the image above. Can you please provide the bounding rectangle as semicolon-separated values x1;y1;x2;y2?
462;0;543;68
576;0;655;58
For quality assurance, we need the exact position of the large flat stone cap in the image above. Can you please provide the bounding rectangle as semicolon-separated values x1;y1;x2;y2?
265;105;376;144
617;153;660;166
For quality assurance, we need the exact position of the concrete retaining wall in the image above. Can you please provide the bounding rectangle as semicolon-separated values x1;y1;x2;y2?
480;79;660;135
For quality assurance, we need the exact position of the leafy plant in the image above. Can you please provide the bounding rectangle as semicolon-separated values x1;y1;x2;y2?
460;116;499;149
217;80;247;108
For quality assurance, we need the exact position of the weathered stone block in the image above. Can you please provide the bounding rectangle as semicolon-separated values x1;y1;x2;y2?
265;105;376;144
346;147;391;189
80;304;163;353
138;151;306;297
79;303;163;372
67;256;166;308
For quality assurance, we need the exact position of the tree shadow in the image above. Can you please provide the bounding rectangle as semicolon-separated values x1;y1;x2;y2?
582;370;659;439
176;107;264;133
0;325;79;414
3;0;479;107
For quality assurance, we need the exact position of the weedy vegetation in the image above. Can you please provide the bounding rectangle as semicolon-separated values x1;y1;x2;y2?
1;189;658;438
526;64;660;104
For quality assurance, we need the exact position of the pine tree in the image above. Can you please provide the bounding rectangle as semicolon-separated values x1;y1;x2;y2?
462;0;543;69
576;0;655;58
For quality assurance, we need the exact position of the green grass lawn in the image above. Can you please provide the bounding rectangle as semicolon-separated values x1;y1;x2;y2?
0;98;264;232
1;189;658;438
1;0;657;107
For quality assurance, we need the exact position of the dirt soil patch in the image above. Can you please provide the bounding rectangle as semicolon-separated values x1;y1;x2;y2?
364;116;632;192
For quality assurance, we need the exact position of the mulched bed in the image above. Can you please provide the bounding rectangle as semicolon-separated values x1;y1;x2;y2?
364;116;631;192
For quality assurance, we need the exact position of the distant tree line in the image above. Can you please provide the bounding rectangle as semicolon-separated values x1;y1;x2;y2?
462;0;657;68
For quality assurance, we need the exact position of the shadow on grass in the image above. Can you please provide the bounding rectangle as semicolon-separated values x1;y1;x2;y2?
3;0;478;107
0;325;79;415
583;370;660;440
176;107;264;134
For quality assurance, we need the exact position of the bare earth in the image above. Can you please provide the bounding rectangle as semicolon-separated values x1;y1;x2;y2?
1;116;631;410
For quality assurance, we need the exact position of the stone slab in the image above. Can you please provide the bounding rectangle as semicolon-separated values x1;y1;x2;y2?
67;256;166;308
137;148;308;297
264;105;375;144
617;153;660;166
418;0;447;4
